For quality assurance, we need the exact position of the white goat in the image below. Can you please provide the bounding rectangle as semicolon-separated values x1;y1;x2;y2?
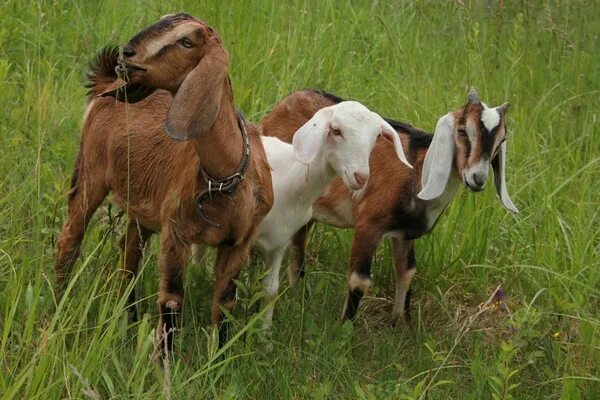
254;101;412;334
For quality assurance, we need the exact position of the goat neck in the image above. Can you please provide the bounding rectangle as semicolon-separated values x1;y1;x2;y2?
293;147;335;204
190;78;244;180
413;144;462;227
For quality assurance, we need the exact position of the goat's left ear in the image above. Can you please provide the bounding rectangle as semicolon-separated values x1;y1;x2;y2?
492;141;519;213
292;107;333;164
379;118;413;169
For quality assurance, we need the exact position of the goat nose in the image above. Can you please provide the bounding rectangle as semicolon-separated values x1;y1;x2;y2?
354;172;369;188
472;173;486;187
122;46;136;58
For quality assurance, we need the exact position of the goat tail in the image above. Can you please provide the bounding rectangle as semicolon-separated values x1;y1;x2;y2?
85;45;120;100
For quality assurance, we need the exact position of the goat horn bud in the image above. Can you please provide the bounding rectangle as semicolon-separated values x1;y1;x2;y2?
468;87;481;104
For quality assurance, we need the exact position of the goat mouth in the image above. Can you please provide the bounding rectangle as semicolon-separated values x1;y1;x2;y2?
465;181;485;192
115;63;147;81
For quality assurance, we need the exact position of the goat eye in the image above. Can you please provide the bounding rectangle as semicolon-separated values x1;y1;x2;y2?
457;128;467;137
330;129;342;137
180;38;193;48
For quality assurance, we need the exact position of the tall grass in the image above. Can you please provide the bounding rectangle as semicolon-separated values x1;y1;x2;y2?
0;0;598;398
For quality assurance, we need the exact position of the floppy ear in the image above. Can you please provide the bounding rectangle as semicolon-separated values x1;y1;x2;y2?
492;141;519;213
99;77;156;103
380;118;413;169
292;107;333;164
417;113;456;201
164;36;230;141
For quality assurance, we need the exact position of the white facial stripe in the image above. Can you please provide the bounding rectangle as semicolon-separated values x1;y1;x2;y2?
465;160;488;176
465;119;477;144
481;105;500;132
144;23;199;58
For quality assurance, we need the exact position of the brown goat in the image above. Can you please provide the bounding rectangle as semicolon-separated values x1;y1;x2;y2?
260;88;517;323
55;14;273;349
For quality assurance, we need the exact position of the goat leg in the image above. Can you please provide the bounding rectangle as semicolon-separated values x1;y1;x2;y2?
261;246;286;343
287;220;314;285
212;243;250;347
119;220;152;321
156;229;186;354
391;238;415;324
341;226;382;320
55;179;108;296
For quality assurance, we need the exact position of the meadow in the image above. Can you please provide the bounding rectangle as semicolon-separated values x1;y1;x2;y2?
1;0;599;398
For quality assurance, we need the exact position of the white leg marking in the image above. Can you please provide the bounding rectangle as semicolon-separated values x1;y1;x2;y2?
348;271;371;293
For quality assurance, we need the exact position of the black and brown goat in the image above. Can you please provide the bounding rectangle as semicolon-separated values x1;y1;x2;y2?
55;14;273;349
259;88;517;322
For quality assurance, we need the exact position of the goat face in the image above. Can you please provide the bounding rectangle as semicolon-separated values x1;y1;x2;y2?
418;87;517;213
118;13;215;94
453;88;510;193
111;13;231;141
293;101;412;191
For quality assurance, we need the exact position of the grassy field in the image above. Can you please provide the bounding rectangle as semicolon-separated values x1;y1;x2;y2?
1;0;599;398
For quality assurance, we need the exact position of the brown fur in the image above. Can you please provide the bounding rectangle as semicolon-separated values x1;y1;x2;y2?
260;89;506;321
56;16;273;350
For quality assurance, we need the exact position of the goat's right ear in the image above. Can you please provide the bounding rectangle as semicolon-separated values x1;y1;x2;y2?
100;78;156;103
417;113;456;201
292;107;333;164
164;36;230;141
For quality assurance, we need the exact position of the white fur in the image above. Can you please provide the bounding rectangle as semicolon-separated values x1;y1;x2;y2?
481;103;500;131
144;23;201;58
418;112;456;201
255;101;410;335
424;170;461;230
82;100;95;124
348;271;371;292
463;159;489;189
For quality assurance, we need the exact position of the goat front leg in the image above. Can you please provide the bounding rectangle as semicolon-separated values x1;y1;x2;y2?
391;238;415;324
212;243;251;347
119;220;153;321
341;226;382;320
287;220;314;285
156;229;187;354
261;247;286;337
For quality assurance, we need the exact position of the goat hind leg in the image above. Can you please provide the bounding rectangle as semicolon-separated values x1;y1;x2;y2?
287;220;313;285
391;238;415;324
55;181;108;293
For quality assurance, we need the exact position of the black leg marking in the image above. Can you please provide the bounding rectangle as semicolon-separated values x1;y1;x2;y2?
344;289;364;321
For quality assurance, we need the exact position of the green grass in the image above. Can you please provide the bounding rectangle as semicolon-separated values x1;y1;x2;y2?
1;0;599;398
